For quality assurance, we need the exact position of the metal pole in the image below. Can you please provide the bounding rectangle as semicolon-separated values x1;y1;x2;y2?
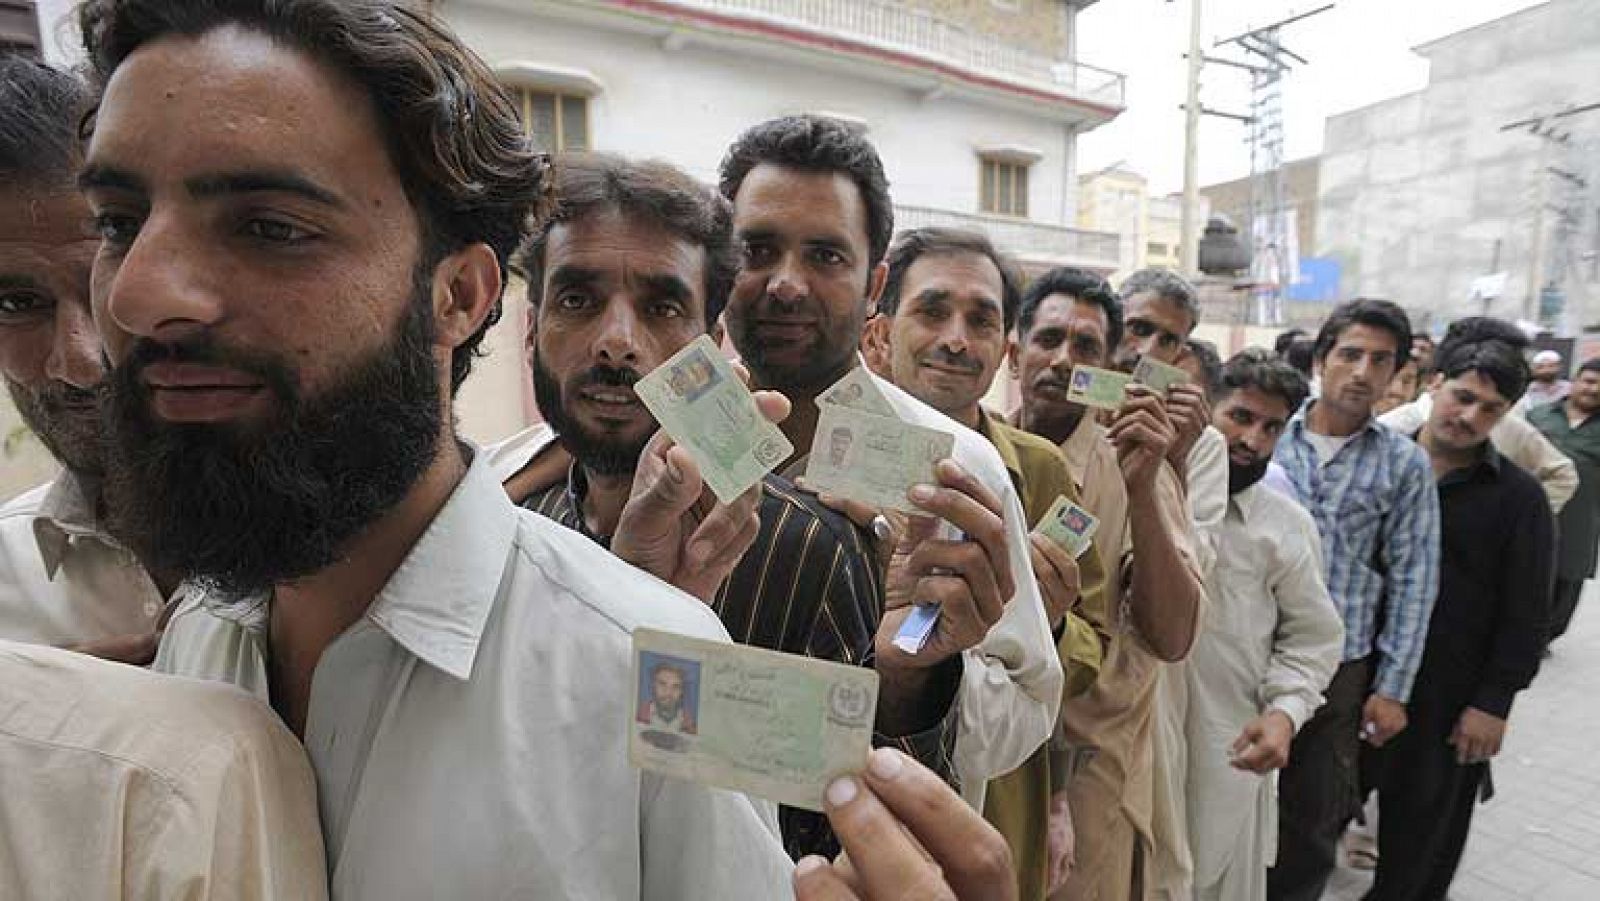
1528;142;1550;321
1180;0;1204;276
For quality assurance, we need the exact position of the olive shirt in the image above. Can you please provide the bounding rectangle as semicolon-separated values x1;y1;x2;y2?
978;410;1111;901
1528;401;1600;581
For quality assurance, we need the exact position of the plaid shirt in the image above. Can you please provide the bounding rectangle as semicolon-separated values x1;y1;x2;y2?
523;463;957;861
1273;405;1441;702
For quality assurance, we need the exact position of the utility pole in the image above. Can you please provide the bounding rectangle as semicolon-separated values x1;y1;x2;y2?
1179;0;1204;276
1209;4;1332;326
1502;102;1600;325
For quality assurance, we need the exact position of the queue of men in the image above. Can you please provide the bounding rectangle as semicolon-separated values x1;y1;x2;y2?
0;1;1588;899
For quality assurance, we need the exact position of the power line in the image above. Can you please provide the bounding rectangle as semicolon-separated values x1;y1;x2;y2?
1205;4;1333;326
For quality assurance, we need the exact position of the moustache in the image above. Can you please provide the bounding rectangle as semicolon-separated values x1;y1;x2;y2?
1227;443;1262;465
569;366;641;392
919;347;982;374
115;335;297;403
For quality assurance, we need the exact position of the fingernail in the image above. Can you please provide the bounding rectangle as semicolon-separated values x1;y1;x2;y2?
795;855;828;876
825;775;859;808
908;484;935;503
868;747;904;781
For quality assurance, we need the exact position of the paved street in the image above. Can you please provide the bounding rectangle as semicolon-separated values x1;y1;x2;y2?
1326;584;1600;900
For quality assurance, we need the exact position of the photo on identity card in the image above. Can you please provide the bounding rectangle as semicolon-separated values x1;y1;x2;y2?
629;628;879;811
636;651;702;752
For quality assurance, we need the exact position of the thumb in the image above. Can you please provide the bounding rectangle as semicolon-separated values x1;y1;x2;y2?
627;445;704;524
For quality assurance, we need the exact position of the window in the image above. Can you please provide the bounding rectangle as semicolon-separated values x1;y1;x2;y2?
512;87;590;153
1148;241;1170;257
980;158;1029;217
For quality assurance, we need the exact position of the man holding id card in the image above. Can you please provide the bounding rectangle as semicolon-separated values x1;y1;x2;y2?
861;226;1112;899
719;115;1064;813
1009;267;1206;899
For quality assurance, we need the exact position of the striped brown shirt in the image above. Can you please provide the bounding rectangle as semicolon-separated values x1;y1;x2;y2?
521;463;956;860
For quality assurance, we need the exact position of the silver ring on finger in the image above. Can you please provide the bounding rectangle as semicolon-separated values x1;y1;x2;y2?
870;514;893;543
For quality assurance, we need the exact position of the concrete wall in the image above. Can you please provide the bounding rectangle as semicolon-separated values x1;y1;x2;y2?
1314;0;1600;332
1201;156;1320;257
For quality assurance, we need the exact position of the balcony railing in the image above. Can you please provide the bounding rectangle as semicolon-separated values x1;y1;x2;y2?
660;0;1125;107
894;205;1121;268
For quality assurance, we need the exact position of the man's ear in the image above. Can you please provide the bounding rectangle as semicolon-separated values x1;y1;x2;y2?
861;314;892;379
1006;335;1021;380
865;260;889;309
432;242;502;355
709;320;726;346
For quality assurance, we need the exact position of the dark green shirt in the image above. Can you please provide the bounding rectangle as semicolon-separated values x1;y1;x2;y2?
1529;401;1600;579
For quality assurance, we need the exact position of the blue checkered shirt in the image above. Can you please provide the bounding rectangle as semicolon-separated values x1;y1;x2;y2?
1274;405;1441;702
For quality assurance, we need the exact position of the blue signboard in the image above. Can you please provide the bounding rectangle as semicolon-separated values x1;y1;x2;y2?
1288;256;1341;302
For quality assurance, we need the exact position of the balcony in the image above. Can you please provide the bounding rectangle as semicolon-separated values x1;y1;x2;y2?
623;0;1125;113
894;205;1121;273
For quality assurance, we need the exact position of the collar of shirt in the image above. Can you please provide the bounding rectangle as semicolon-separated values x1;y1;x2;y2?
1287;400;1384;449
1433;438;1504;488
194;450;517;682
1057;413;1107;491
30;471;119;580
483;423;557;483
977;410;1025;486
1229;481;1262;524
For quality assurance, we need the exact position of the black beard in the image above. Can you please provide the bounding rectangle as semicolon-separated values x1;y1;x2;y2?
100;285;443;601
531;353;650;477
726;293;865;395
1228;456;1270;494
6;377;106;477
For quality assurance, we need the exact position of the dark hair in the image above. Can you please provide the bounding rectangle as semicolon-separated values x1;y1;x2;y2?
0;55;91;187
1184;338;1223;401
1434;338;1531;403
516;153;736;330
1313;298;1413;369
78;0;547;394
1016;266;1123;351
1118;267;1199;334
1437;316;1529;357
876;227;1020;332
1273;328;1307;357
1577;357;1600;378
1284;336;1315;378
718;115;894;269
1218;348;1309;413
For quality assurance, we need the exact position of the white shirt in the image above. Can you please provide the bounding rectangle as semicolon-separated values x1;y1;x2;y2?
1186;425;1229;580
0;471;168;644
1304;430;1357;467
0;639;328;900
869;373;1062;810
1184;483;1344;885
154;453;793;900
1381;394;1578;512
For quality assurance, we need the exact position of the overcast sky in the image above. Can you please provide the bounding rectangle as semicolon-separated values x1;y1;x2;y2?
1076;0;1548;194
